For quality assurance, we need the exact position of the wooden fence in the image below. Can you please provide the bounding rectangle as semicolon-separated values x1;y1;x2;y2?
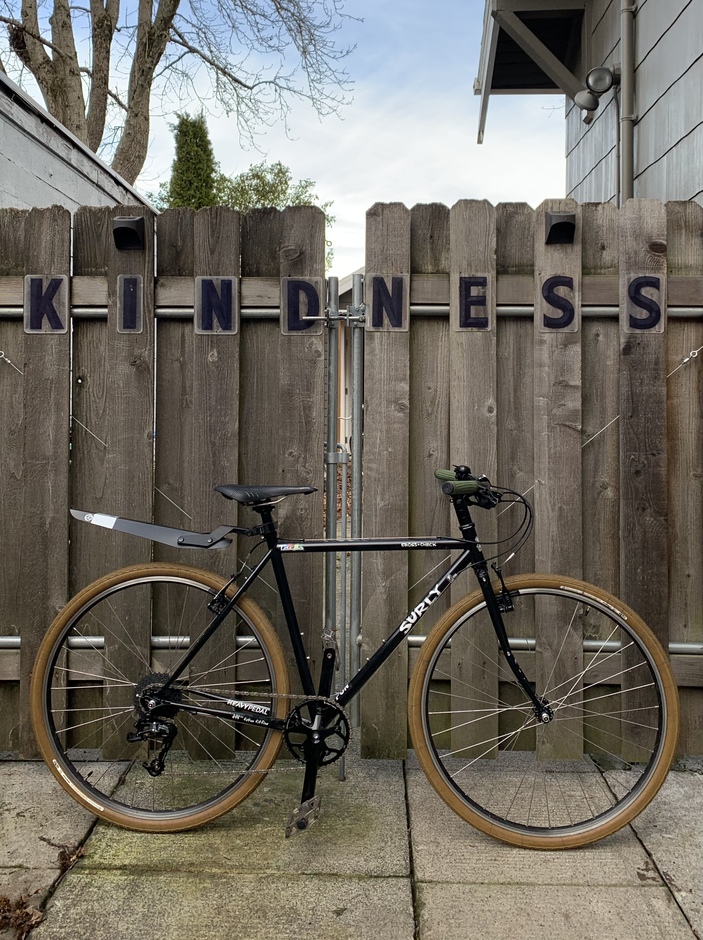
0;204;326;756
1;198;702;761
359;199;703;758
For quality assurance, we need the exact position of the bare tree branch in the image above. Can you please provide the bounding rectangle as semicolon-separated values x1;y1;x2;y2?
111;0;180;182
85;0;119;148
170;25;257;90
79;65;127;111
50;0;87;136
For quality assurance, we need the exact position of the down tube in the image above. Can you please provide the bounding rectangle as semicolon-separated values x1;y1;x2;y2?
335;548;473;708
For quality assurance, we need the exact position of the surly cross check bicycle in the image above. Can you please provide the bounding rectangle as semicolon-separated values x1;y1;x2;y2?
30;466;679;849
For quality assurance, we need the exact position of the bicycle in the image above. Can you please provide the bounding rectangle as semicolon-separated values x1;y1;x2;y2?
30;465;679;849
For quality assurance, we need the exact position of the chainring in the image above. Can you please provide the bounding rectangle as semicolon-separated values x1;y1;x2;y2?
283;698;351;766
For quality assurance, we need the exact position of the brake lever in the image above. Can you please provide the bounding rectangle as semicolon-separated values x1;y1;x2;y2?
474;476;501;510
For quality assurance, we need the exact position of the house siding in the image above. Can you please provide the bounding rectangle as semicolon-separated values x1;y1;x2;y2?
566;0;702;203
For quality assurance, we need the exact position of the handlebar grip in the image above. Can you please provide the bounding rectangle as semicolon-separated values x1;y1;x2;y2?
434;469;480;496
440;479;480;496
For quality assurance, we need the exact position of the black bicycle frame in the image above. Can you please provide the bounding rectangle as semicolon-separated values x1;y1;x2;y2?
161;496;543;728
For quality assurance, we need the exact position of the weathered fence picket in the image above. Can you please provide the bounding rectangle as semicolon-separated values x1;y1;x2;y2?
361;202;412;758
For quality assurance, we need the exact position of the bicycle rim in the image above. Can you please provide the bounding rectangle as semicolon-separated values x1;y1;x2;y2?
31;564;289;831
409;575;678;849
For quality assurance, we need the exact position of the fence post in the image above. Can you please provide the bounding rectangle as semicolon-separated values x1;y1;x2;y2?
154;206;242;576
239;206;326;687
496;203;536;577
408;203;451;619
449;199;499;754
582;202;620;596
70;206;156;588
666;201;703;754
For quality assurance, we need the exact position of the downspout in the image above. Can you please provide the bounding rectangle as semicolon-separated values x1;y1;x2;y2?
620;0;636;201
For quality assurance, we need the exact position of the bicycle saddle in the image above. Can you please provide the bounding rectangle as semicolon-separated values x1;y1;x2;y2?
215;484;317;505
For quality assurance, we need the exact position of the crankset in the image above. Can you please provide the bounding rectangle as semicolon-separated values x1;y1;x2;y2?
283;698;351;766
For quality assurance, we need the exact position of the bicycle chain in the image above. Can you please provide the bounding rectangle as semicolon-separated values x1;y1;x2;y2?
182;686;341;707
172;688;351;774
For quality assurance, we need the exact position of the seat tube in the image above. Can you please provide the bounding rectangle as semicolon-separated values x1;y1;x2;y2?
258;506;316;697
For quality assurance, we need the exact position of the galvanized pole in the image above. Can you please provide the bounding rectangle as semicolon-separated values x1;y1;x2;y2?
324;277;340;651
348;273;365;727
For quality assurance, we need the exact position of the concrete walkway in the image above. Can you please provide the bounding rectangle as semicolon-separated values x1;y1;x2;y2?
1;751;701;940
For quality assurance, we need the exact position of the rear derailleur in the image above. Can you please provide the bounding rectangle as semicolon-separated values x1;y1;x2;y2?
126;673;181;777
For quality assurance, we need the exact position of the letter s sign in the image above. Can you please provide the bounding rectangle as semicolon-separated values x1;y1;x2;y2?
627;275;663;331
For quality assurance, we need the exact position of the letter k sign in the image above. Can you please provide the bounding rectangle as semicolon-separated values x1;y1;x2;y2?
24;276;69;333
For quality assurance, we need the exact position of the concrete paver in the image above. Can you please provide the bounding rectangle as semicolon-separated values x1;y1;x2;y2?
416;884;694;940
82;755;409;878
406;760;657;887
32;871;415;940
628;771;703;937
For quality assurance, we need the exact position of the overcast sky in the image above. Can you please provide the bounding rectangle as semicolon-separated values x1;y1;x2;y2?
135;0;568;277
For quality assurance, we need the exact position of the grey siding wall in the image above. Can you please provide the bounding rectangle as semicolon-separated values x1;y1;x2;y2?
566;0;703;205
0;75;151;211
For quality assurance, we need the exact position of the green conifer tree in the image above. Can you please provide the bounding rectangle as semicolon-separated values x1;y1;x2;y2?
166;113;216;209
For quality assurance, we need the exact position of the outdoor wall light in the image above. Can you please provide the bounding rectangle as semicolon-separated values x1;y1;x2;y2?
586;66;618;95
545;211;576;245
575;66;620;115
574;89;599;112
113;216;146;251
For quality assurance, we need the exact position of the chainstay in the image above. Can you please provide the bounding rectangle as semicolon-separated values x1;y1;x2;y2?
173;690;351;774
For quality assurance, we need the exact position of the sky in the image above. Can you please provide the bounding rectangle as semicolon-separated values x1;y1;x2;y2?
134;0;568;278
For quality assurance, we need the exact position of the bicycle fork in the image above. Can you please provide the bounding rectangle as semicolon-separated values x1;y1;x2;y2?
452;495;553;725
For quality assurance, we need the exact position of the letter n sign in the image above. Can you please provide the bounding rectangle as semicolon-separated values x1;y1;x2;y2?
195;277;239;334
281;278;324;335
365;275;410;331
24;276;69;333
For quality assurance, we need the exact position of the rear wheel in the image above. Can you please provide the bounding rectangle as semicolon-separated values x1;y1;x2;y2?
31;563;289;832
408;574;679;849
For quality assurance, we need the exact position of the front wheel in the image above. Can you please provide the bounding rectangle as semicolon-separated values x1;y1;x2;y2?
31;563;290;832
408;574;679;849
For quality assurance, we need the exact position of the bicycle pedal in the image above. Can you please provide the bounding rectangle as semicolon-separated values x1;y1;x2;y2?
285;796;322;838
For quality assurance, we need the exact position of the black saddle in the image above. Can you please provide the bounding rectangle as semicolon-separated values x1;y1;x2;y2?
215;484;317;506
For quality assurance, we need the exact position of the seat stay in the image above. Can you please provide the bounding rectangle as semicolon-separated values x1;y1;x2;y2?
159;547;274;691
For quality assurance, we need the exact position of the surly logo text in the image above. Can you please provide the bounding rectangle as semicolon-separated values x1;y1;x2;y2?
400;586;442;634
